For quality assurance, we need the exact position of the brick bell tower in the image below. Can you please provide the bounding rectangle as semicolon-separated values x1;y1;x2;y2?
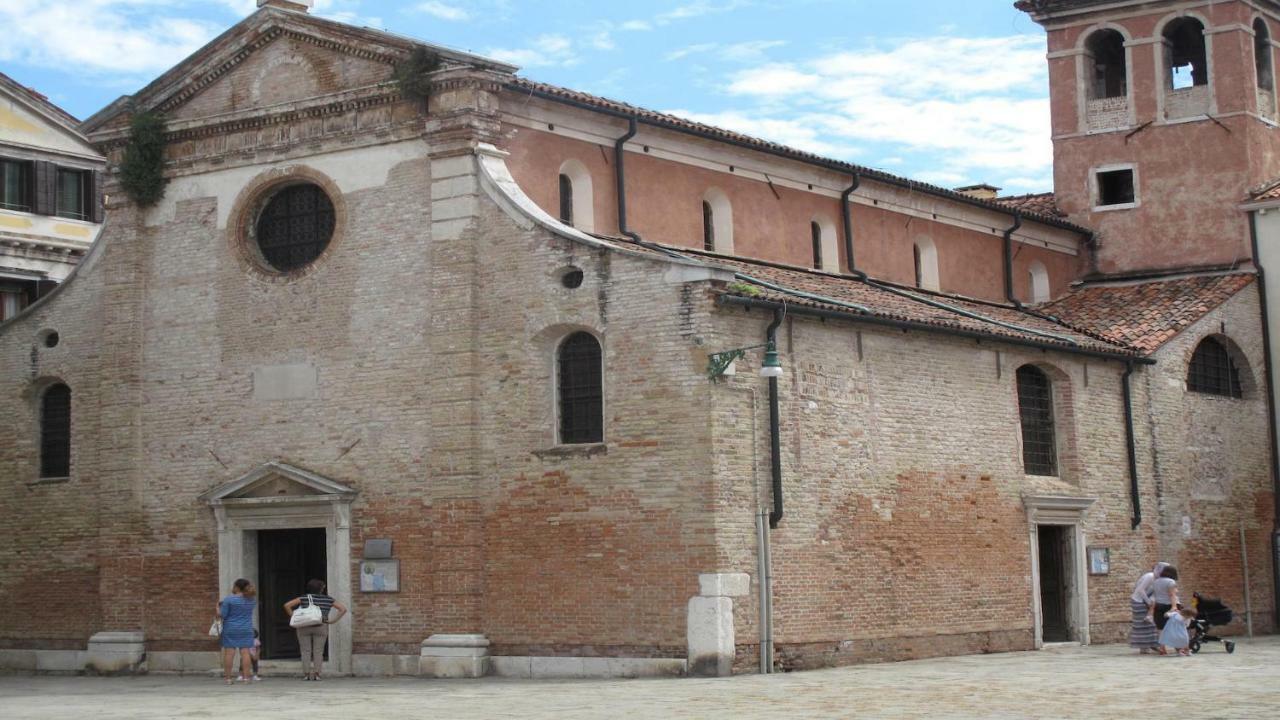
1018;0;1280;276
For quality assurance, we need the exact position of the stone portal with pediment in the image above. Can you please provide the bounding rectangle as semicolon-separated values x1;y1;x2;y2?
199;461;357;674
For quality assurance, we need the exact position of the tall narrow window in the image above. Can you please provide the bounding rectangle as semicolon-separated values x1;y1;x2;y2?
1258;20;1275;90
558;173;574;226
702;201;715;251
1016;366;1057;476
701;188;733;253
1028;260;1050;304
1165;17;1208;89
1;159;32;212
1187;337;1242;398
1085;29;1128;99
912;237;939;291
558;332;603;444
811;221;823;269
40;383;71;478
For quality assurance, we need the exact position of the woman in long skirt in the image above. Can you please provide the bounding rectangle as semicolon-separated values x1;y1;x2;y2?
1129;561;1168;653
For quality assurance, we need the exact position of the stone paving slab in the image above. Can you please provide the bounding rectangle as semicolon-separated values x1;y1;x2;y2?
1;638;1277;719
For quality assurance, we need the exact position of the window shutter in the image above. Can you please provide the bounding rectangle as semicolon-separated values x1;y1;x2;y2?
90;171;104;223
33;161;55;215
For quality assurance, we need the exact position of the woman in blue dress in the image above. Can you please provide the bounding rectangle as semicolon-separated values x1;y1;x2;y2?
217;578;258;684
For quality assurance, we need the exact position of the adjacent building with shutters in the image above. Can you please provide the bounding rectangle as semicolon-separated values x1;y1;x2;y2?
0;72;104;322
0;0;1275;678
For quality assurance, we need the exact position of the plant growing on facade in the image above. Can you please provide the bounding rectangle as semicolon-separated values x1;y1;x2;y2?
392;47;442;103
119;110;168;207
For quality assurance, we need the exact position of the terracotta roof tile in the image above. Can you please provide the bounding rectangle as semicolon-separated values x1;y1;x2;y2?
1040;273;1255;354
995;192;1063;218
1248;177;1280;202
603;237;1139;357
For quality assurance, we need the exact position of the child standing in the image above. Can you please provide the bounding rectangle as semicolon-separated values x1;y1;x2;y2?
250;629;261;681
1159;606;1196;656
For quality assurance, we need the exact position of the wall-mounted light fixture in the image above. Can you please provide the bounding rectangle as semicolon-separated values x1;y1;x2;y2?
707;339;783;379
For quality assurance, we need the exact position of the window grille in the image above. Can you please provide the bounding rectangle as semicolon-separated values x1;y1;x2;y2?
702;201;715;251
558;332;603;444
1187;338;1242;398
559;173;574;226
255;184;336;272
40;383;71;478
1016;366;1057;476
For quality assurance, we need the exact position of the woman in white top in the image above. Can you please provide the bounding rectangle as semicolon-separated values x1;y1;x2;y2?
1150;565;1180;654
1129;561;1169;653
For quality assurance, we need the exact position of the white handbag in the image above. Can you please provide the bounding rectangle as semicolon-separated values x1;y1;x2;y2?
208;618;222;637
289;594;324;628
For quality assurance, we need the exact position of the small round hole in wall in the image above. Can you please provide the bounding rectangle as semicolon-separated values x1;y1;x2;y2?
39;329;59;348
561;268;585;289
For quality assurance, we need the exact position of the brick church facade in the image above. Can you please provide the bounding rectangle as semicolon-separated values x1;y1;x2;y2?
0;0;1275;677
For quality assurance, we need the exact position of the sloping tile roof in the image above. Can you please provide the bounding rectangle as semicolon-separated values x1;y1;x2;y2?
1248;177;1280;203
996;192;1064;218
1040;273;1256;354
509;78;1089;234
604;237;1139;357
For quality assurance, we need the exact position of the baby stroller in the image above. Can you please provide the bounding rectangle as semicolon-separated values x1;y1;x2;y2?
1189;592;1236;654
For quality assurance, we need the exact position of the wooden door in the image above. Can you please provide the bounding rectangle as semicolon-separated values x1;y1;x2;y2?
1038;525;1070;642
257;528;327;659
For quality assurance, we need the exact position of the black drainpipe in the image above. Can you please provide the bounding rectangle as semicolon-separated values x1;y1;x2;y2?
1247;211;1280;626
767;307;784;529
614;115;641;243
841;174;867;279
1122;361;1142;529
1002;212;1024;307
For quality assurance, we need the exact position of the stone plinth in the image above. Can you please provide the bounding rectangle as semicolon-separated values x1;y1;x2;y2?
86;631;146;675
420;633;490;678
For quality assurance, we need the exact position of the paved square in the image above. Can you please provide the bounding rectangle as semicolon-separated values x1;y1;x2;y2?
2;638;1276;719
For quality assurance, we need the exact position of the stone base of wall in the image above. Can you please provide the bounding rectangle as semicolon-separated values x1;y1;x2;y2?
0;649;85;674
769;629;1036;672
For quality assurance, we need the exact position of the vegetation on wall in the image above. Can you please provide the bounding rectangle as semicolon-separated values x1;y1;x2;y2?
119;110;168;208
392;47;442;103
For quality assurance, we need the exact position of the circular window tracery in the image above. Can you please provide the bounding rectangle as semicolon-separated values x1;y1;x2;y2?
253;183;336;273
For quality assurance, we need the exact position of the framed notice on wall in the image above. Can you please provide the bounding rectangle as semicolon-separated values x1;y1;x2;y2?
360;559;399;592
1087;547;1110;576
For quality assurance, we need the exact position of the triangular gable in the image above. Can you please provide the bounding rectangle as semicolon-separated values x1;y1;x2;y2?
0;73;99;159
200;461;357;504
82;6;515;135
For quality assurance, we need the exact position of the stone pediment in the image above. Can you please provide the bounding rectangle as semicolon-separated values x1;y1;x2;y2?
82;6;514;136
200;461;356;504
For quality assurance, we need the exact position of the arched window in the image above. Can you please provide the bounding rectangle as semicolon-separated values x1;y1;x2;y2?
40;383;71;478
1165;17;1208;89
1017;366;1057;476
1187;337;1243;398
557;159;594;232
1028;260;1050;304
558;174;573;226
701;188;733;253
810;215;838;272
1257;19;1275;92
1085;29;1127;100
558;332;603;444
912;237;939;291
810;221;823;269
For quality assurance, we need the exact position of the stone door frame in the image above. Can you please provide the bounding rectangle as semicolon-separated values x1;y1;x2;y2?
1024;494;1096;649
201;462;356;674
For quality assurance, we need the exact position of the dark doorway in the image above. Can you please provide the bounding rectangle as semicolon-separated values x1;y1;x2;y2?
258;528;327;660
1037;525;1071;642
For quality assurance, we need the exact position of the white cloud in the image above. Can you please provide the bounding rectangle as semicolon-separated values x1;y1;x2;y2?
712;35;1053;191
415;1;470;21
0;0;220;75
660;109;860;159
620;20;652;31
656;1;747;24
486;34;578;68
666;40;784;63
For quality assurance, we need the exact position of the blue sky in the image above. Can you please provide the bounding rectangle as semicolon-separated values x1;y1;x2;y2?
0;0;1054;193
